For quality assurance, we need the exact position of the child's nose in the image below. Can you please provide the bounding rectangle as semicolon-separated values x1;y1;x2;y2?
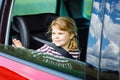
54;34;59;38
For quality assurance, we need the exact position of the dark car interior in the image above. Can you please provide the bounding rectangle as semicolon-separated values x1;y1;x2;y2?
11;14;90;61
12;13;59;49
9;0;90;61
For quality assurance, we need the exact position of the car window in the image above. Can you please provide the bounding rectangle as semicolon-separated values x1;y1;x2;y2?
12;0;57;17
86;0;120;79
0;0;2;10
100;0;120;72
87;0;120;72
59;0;93;19
0;44;86;79
83;0;93;19
0;0;89;79
0;0;3;22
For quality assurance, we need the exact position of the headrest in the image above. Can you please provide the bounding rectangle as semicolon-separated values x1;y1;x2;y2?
74;18;90;28
13;13;59;33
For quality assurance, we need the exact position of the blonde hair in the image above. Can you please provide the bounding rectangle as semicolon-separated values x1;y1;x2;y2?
47;16;78;50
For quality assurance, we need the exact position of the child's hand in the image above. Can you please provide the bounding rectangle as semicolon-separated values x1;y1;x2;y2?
12;39;24;48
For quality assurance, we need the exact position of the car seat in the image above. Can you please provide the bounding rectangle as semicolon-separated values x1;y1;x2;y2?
74;18;90;61
13;13;59;49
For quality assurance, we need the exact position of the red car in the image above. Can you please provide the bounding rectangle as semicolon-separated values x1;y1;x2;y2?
0;0;119;80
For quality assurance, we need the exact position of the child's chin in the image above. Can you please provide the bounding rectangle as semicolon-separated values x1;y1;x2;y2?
55;44;61;47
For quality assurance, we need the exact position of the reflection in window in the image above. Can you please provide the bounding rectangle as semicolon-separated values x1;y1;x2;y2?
86;0;104;69
86;0;120;72
101;0;120;71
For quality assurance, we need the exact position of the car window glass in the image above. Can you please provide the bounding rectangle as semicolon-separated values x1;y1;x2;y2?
0;0;88;79
101;0;120;72
86;0;120;79
0;0;2;10
12;0;57;17
86;0;104;69
0;0;3;19
83;0;93;19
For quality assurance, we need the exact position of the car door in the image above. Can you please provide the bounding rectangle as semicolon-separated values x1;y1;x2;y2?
0;0;14;45
0;0;86;80
86;0;120;80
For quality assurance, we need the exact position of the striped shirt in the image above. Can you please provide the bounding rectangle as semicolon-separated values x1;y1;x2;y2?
37;44;80;59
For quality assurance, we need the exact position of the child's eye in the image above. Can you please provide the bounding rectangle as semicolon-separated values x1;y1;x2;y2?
52;32;55;34
59;33;63;35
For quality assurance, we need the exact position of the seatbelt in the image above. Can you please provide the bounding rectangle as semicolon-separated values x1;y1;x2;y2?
32;36;75;59
48;43;75;59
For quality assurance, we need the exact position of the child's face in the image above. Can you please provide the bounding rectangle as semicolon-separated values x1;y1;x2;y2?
51;25;73;50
